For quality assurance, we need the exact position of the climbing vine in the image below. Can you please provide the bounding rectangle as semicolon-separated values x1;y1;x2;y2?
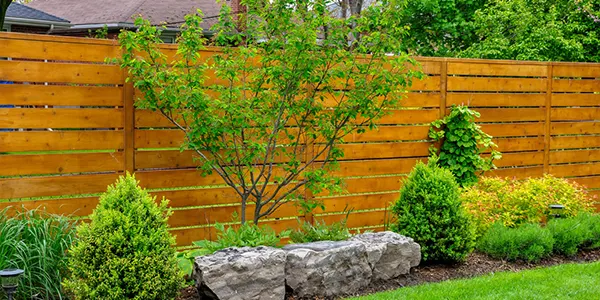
429;105;502;187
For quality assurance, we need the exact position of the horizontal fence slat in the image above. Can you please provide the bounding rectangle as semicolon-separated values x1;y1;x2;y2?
549;149;600;164
0;60;122;85
551;108;600;121
447;62;547;77
401;92;440;107
553;65;600;78
0;108;123;129
494;151;544;167
480;123;544;137
552;94;600;107
570;176;600;189
135;169;225;189
316;210;388;229
487;166;544;179
135;109;440;128
0;37;120;62
552;79;600;93
0;130;124;152
318;192;398;213
0;84;123;106
0;173;120;200
550;136;600;150
408;76;440;91
549;162;600;177
447;77;547;92
551;122;600;135
447;93;546;107
0;152;124;176
0;196;99;217
136;126;432;149
323;142;430;160
334;158;425;177
494;137;545;152
468;108;546;122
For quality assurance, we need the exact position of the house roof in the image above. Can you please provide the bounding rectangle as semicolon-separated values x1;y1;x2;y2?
7;2;70;23
28;0;224;29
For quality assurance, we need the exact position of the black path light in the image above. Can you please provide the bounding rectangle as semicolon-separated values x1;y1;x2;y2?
549;204;566;219
0;268;24;300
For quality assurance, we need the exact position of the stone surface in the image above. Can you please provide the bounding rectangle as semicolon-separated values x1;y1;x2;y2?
193;246;286;300
283;241;372;298
351;231;421;281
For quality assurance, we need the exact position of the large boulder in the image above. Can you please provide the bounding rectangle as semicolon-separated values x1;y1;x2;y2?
193;246;286;300
283;241;372;298
351;231;421;281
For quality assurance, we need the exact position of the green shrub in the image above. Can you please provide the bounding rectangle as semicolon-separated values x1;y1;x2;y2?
578;212;600;249
193;222;285;253
548;217;590;256
477;223;554;262
0;208;76;300
289;218;351;244
392;161;476;263
63;174;184;299
462;175;594;236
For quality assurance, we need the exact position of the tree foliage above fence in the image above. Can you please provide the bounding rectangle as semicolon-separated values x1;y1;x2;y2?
119;0;421;224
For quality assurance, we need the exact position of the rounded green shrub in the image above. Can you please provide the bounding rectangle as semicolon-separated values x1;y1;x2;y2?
63;174;184;299
392;161;476;263
548;217;590;256
477;223;554;262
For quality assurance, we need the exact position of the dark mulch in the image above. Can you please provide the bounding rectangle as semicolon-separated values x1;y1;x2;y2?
177;249;600;300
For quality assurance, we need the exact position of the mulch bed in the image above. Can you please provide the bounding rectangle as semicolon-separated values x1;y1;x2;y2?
177;249;600;300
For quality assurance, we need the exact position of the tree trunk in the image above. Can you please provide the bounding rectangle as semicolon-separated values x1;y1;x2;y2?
0;1;10;30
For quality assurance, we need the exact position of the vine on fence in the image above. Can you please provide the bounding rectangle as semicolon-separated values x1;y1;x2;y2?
429;105;502;187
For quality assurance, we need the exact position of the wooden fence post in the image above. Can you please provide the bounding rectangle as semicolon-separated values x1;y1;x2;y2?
439;59;448;118
303;140;315;225
123;70;135;174
543;64;553;174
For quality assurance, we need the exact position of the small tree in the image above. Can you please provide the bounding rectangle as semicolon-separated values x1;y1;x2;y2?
119;0;421;224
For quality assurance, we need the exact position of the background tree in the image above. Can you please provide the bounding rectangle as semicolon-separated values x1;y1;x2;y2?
460;0;600;61
119;0;421;224
0;0;29;29
399;0;488;57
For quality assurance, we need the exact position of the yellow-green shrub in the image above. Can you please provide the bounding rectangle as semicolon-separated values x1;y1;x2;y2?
462;175;594;237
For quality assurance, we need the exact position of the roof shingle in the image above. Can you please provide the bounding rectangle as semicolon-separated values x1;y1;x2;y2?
7;2;70;23
28;0;224;29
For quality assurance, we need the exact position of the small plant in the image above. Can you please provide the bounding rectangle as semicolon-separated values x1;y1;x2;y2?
0;208;76;300
547;217;590;256
63;174;184;299
477;223;554;262
429;105;501;187
289;218;351;244
462;175;594;236
176;248;209;278
193;222;287;254
578;212;600;249
392;160;476;263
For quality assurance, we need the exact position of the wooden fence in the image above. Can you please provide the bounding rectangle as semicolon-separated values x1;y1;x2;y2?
1;32;599;246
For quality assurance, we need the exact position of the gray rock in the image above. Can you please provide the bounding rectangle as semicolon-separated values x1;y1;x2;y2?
351;231;421;281
283;241;372;298
193;246;286;300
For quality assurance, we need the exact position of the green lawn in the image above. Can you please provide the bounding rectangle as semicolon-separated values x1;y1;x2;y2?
350;261;600;300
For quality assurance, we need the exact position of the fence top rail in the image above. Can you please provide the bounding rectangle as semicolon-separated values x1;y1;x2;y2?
3;32;600;69
4;32;600;68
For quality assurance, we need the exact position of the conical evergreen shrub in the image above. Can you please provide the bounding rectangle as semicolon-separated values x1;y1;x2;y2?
63;173;183;299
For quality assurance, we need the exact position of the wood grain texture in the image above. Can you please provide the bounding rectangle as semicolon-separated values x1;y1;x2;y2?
448;62;547;77
447;77;546;92
0;130;123;151
0;60;122;84
0;152;124;176
0;84;122;106
0;108;123;129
